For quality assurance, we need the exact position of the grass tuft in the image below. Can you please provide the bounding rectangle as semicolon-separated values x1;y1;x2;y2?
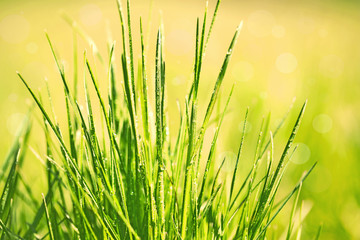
0;1;320;239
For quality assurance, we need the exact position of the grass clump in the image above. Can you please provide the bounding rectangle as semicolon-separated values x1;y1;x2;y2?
1;0;317;239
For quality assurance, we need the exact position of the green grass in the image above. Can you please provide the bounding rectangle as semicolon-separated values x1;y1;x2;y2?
0;0;318;239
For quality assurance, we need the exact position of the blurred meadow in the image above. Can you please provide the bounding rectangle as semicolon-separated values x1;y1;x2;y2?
0;0;360;239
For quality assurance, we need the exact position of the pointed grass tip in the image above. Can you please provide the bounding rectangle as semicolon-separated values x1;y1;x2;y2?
238;21;244;31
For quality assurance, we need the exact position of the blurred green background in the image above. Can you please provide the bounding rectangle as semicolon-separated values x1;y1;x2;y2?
1;0;359;239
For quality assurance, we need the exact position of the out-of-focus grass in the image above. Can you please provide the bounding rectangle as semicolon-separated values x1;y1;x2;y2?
0;0;359;239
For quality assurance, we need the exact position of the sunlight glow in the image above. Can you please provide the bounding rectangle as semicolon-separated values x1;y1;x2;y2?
0;15;30;43
232;61;254;82
276;52;298;74
247;10;275;37
313;114;333;133
79;4;103;26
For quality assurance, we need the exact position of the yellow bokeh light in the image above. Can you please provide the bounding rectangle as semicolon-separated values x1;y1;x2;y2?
272;25;286;38
166;29;193;56
26;42;38;54
247;10;275;37
79;4;103;26
0;15;30;44
319;54;344;78
275;52;298;74
231;61;254;82
291;143;311;164
313;114;333;133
